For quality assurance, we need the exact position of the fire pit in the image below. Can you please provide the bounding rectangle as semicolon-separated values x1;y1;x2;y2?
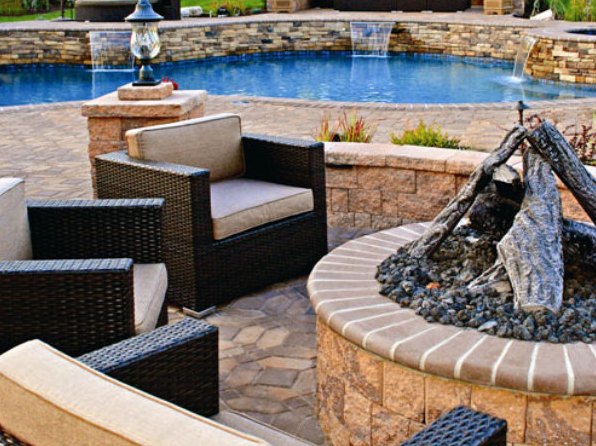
308;122;596;445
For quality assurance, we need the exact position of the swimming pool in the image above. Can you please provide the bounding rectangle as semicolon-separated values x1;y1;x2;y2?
2;52;596;107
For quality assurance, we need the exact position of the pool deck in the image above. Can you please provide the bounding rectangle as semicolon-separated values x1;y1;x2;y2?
3;8;596;444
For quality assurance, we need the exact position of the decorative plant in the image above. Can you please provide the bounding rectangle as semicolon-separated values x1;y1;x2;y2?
314;112;377;143
533;0;596;20
390;120;462;149
526;113;596;165
21;0;49;12
162;77;179;90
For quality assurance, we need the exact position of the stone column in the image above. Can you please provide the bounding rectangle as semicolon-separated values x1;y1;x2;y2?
81;82;207;191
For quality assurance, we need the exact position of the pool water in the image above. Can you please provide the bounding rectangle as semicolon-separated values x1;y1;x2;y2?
1;52;596;106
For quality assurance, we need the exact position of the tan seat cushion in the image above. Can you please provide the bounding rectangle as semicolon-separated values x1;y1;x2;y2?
0;178;32;261
0;341;270;446
134;263;167;334
210;178;314;241
126;113;245;183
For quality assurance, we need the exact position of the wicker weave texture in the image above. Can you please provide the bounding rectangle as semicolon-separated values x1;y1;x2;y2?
0;258;135;356
402;405;507;446
28;198;164;264
96;134;328;311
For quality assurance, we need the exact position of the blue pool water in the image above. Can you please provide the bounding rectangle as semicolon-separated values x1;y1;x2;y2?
1;52;596;106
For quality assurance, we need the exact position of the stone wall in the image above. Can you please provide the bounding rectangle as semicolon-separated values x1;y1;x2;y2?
525;29;596;84
0;19;527;66
325;142;594;230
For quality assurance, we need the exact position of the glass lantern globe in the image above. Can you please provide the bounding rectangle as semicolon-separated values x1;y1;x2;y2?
130;22;161;60
125;0;163;86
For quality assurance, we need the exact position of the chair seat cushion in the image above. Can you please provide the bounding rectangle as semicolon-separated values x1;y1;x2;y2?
0;340;270;446
134;263;167;334
210;179;314;241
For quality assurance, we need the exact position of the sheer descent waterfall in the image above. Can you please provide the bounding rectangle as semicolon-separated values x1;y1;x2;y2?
350;22;394;58
512;35;537;79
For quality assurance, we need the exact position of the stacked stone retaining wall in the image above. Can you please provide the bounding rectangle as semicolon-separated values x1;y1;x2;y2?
0;20;526;66
325;142;594;230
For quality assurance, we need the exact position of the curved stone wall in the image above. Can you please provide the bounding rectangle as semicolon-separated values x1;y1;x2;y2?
0;18;529;66
525;25;596;85
309;224;596;445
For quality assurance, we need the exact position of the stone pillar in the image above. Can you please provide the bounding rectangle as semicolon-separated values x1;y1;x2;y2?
81;82;208;191
266;0;310;12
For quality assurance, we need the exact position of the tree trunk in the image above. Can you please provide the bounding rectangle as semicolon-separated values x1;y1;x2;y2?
497;149;564;312
527;122;596;225
407;125;527;259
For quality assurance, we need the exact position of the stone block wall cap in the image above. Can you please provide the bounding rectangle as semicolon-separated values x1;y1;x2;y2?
309;223;596;397
81;90;208;117
117;82;174;101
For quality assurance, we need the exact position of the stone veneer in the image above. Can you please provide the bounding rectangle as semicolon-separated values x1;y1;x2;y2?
325;142;595;230
308;223;596;445
525;26;596;84
0;19;527;67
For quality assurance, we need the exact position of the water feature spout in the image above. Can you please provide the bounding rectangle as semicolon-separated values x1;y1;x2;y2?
89;31;135;72
350;22;394;58
512;35;537;79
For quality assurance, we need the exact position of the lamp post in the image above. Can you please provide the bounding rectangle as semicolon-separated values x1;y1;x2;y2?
125;0;163;87
515;100;529;126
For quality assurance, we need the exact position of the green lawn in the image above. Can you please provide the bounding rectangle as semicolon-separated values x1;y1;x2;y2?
179;0;265;11
0;10;63;22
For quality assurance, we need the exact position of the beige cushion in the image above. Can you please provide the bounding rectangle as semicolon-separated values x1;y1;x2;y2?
126;113;245;183
214;411;315;446
134;263;167;334
0;341;270;446
0;178;32;261
210;178;314;241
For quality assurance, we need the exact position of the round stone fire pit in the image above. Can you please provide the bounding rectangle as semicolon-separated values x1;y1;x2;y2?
308;223;596;445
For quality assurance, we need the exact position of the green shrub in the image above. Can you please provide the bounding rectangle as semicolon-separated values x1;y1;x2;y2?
0;0;27;15
390;120;462;149
314;112;378;143
534;0;596;20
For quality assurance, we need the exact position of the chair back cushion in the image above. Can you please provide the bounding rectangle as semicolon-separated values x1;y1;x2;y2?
0;340;270;446
0;178;32;260
126;113;245;182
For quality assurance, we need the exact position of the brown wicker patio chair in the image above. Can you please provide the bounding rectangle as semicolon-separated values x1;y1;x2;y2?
95;113;328;311
0;177;168;356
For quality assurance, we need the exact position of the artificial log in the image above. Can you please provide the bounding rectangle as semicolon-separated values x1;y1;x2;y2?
468;261;511;294
497;149;564;312
469;165;523;239
407;125;527;260
527;122;596;225
563;218;596;268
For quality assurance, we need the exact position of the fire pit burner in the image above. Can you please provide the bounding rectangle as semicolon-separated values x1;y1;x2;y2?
377;121;596;344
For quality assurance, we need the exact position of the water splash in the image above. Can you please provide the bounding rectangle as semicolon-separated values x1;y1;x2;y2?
350;22;394;58
512;35;537;80
89;31;135;72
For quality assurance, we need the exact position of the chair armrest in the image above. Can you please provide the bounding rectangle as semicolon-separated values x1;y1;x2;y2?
0;258;135;356
95;151;214;245
242;134;326;213
77;317;219;417
401;406;507;446
27;198;165;264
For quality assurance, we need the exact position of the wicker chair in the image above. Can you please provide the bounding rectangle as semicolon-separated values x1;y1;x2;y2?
95;113;328;311
0;177;168;356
